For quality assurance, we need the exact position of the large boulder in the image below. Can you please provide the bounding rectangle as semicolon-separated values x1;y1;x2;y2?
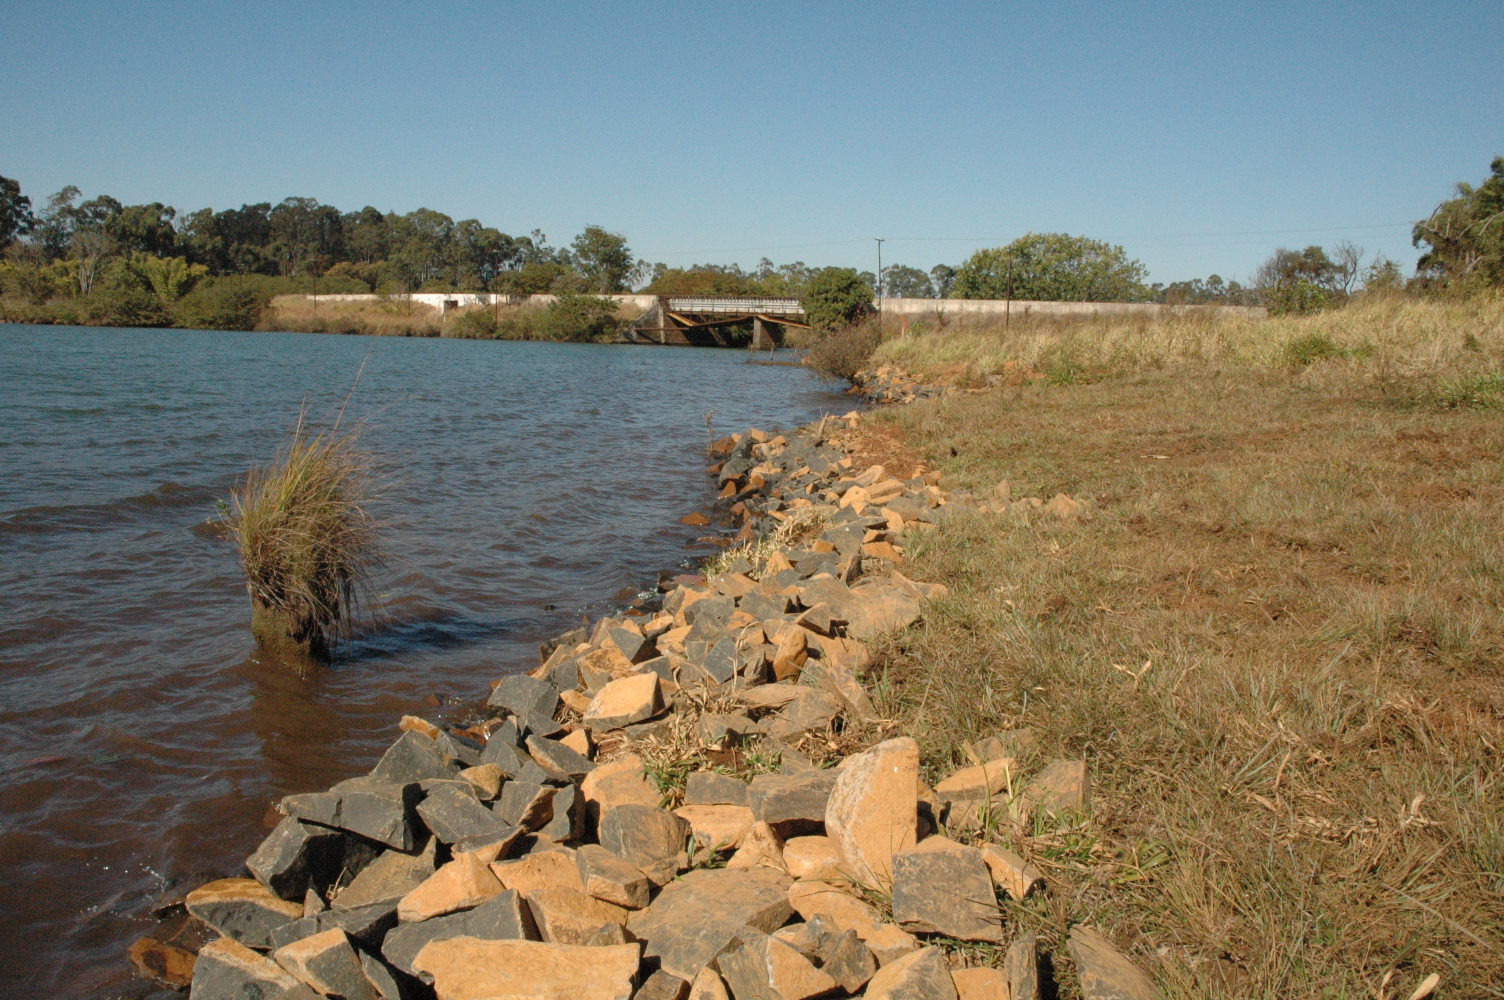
184;878;303;950
412;938;641;1000
823;737;919;888
627;868;792;981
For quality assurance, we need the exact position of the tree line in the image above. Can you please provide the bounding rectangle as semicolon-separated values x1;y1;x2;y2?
1;156;1498;328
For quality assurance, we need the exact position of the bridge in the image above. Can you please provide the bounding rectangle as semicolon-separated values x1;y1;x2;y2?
627;297;809;348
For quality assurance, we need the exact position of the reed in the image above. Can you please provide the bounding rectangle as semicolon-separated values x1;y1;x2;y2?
228;408;379;662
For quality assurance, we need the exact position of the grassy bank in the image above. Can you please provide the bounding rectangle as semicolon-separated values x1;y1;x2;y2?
853;296;1504;995
866;294;1504;410
265;294;646;342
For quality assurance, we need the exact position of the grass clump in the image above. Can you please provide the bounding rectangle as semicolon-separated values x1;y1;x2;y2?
227;409;380;662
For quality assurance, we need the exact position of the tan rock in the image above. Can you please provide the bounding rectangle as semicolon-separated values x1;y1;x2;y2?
636;970;692;1000
560;728;593;757
736;684;804;712
935;758;1016;799
560;688;593;714
782;837;843;880
910;834;968;853
688;967;731;1000
458;763;505;800
980;844;1044;900
1068;926;1156;1000
399;853;504;922
273;929;379;1000
584;673;664;731
576;844;652;909
717;932;838;1000
399;715;442;740
524;886;630;945
839;581;922;641
824;737;919;888
1043;493;1085;521
770;628;808;682
580;753;661;827
727;822;786;873
862;541;904;563
412;938;640;1000
673;804;755;852
491;849;584;895
786;880;917;965
951;966;1010;1000
127;935;196;990
864;946;960;1000
1019;759;1090;820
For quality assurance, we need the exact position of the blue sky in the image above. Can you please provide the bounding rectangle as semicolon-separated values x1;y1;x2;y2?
2;0;1499;286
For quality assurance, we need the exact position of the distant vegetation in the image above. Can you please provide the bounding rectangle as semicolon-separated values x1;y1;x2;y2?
0;156;1497;331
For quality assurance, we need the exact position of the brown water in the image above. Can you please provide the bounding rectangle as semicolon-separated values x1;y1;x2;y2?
0;324;850;998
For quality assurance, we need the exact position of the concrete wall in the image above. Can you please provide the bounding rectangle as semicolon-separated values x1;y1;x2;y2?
876;297;1266;320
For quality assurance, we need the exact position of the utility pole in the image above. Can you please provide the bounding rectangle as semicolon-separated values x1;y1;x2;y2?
874;238;884;299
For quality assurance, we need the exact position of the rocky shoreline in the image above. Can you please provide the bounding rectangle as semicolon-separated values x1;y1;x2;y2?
132;397;1148;1000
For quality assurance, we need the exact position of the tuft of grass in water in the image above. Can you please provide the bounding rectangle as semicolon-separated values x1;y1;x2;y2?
227;407;380;659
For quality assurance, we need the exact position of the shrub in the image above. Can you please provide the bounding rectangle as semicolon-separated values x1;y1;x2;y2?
800;268;874;331
804;318;882;383
448;308;500;339
497;293;626;342
226;411;379;662
173;276;271;330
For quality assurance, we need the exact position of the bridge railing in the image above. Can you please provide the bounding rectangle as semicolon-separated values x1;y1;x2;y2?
667;297;805;316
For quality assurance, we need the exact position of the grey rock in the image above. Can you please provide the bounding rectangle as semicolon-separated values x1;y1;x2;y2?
1007;933;1040;1000
380;889;537;976
487;674;562;720
538;784;583;842
684;771;750;808
495;780;553;828
864;946;959;1000
331;838;436;911
627;868;793;981
369;730;460;785
247;817;345;901
272;928;380;1000
434;731;484;769
525;735;596;780
184;879;303;951
891;846;1004;942
189;938;298;1000
598;803;690;884
416;782;513;845
282;778;420;851
747;770;838;835
268;900;398;951
737;591;791;620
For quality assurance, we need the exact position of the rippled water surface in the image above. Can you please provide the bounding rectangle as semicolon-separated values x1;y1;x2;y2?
0;324;850;998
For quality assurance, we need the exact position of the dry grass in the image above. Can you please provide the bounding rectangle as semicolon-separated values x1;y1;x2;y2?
873;294;1504;409
858;314;1504;997
228;408;380;659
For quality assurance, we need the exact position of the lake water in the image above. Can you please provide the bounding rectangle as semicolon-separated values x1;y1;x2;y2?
0;324;851;998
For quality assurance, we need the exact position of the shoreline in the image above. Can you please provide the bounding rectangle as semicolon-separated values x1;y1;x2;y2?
133;381;1156;999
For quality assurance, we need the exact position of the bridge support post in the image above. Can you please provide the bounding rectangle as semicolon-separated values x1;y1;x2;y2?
751;317;772;351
